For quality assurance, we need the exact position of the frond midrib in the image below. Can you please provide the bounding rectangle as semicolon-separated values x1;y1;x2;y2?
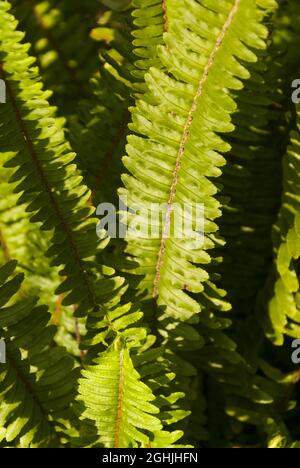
0;225;11;262
114;346;125;448
162;0;169;32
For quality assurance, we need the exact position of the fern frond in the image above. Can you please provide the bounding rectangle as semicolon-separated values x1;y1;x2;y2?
121;0;277;326
1;0;299;450
0;1;125;319
273;0;300;79
0;152;86;360
264;104;300;345
118;1;280;446
84;302;146;349
0;261;77;447
78;338;162;448
217;46;287;318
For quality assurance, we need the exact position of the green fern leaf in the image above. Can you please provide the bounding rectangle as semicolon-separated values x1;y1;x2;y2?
78;338;162;448
0;1;125;319
121;0;277;322
0;261;77;447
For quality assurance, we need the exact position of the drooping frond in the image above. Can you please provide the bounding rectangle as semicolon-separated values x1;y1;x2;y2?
0;261;77;447
77;304;192;447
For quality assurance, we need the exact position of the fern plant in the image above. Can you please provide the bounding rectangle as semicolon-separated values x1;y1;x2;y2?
1;0;300;448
